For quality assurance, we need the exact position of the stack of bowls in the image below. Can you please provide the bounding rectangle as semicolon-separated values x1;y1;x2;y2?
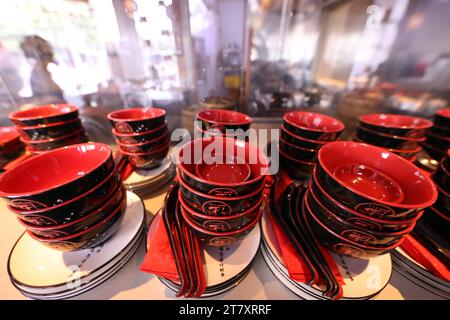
194;109;252;139
108;108;170;169
177;137;268;247
9;104;88;154
304;141;437;259
0;127;25;168
423;108;450;161
355;114;432;161
424;149;450;234
0;143;126;251
279;111;345;180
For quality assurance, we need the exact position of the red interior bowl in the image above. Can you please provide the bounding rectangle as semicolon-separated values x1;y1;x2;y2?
195;153;251;184
0;143;114;209
359;114;432;138
283;111;344;141
107;108;166;134
196;109;252;131
434;108;450;127
0;126;21;148
9;104;79;126
317;141;437;214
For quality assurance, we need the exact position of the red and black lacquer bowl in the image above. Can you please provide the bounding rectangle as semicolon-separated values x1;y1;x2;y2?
316;141;437;219
432;150;450;189
429;124;450;138
421;206;449;236
18;118;83;141
279;146;316;180
20;186;125;238
281;124;328;150
117;131;170;154
196;109;252;132
279;135;318;162
422;142;446;161
432;182;450;214
0;126;21;149
0;143;115;210
177;137;269;196
22;129;88;152
120;144;169;169
305;189;414;246
113;122;168;144
9;168;121;226
178;173;264;216
434;108;450;128
283;111;344;141
107;108;166;134
303;198;405;259
425;131;450;151
359;114;432;138
355;125;424;150
310;170;423;231
27;195;127;251
181;200;262;247
9;104;79;127
179;191;262;232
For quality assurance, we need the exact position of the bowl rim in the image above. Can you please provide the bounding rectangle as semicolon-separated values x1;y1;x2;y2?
279;146;316;166
356;125;426;142
115;131;170;147
177;136;269;188
281;125;328;145
178;189;263;220
0;126;21;145
7;166;118;214
436;108;450;119
359;113;433;130
20;128;85;144
118;143;170;156
112;122;167;137
196;109;252;126
18;118;81;130
180;199;262;236
317;141;437;209
306;187;415;236
303;193;406;250
429;205;450;222
19;186;125;230
27;193;126;242
194;123;248;137
310;171;424;224
283;111;345;134
107;107;166;122
279;135;316;153
178;172;265;201
0;143;112;198
9;104;78;122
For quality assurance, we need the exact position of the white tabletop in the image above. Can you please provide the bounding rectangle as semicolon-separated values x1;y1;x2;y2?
0;183;444;300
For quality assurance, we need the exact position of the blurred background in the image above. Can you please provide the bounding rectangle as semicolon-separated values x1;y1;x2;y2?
0;0;449;142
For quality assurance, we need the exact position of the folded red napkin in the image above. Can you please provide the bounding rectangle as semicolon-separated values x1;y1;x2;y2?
140;214;179;281
400;234;450;281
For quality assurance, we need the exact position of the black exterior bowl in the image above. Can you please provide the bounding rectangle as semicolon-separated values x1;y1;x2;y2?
20;186;126;238
316;142;437;219
121;144;169;169
10;169;122;226
283;111;344;141
279;147;315;180
425;131;450;151
279;136;318;162
303;198;404;259
359;114;432;139
9;104;79;127
179;174;264;216
113;123;168;144
0;143;115;210
179;192;262;232
422;142;446;161
177;137;269;197
18;119;83;141
280;125;327;150
196;109;252;132
28;196;127;252
108;108;166;134
305;189;413;246
181;200;261;247
23;129;88;152
355;126;424;150
429;125;450;138
117;132;170;154
310;173;419;232
422;206;449;236
432;163;450;190
433;183;450;214
434;108;450;128
0;143;25;167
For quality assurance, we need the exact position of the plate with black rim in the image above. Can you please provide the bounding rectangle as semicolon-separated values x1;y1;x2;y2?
8;191;145;295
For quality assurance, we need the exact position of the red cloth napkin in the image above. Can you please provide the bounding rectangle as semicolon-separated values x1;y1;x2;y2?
400;235;450;281
140;214;179;281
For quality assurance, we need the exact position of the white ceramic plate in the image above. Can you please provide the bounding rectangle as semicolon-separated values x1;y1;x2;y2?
8;192;145;291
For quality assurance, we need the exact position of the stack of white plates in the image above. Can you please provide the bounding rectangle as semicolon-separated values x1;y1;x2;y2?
392;248;450;299
260;209;392;300
124;157;175;197
7;192;146;300
148;214;261;298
